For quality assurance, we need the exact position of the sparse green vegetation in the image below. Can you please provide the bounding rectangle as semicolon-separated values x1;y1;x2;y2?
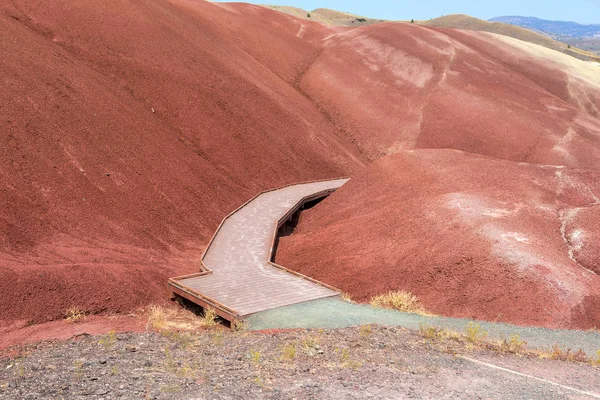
161;331;194;349
359;325;372;337
538;345;589;362
419;323;444;340
302;336;321;356
98;330;117;350
163;347;176;370
340;347;350;362
212;331;225;346
16;361;25;378
417;323;596;364
232;319;246;331
162;346;201;378
253;376;265;388
307;12;311;18
159;384;181;393
336;347;362;369
465;322;488;344
249;349;262;366
280;342;297;361
2;323;598;399
499;334;527;354
73;360;84;379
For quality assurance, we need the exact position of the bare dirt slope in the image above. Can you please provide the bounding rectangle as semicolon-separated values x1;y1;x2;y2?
0;0;365;326
277;149;600;329
299;22;600;163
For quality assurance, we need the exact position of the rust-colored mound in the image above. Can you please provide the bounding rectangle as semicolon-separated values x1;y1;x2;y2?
0;0;365;325
300;22;600;163
277;150;600;329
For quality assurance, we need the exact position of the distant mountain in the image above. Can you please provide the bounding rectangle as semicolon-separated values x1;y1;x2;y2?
490;16;600;38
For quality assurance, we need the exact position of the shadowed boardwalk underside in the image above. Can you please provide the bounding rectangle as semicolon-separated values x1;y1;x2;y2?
169;179;348;322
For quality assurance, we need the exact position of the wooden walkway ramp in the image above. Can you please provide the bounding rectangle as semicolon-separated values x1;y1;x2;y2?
168;179;348;323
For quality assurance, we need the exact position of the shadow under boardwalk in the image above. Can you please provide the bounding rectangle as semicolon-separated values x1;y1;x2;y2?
168;179;348;323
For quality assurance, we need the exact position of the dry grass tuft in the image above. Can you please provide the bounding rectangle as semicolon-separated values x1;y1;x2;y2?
341;292;354;303
465;322;488;344
370;291;429;315
201;308;218;327
419;323;445;340
65;308;86;324
280;342;297;361
417;323;597;364
537;345;589;363
146;305;219;332
499;334;527;354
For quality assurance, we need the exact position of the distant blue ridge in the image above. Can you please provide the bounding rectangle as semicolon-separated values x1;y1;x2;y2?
490;16;600;37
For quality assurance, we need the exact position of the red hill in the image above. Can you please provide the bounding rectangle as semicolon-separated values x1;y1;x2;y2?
277;149;600;329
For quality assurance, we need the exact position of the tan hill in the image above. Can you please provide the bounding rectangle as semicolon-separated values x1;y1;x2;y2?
311;8;384;26
264;7;597;62
422;14;600;62
564;36;600;56
263;5;385;26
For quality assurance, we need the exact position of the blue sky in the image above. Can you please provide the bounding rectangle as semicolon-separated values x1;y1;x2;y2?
233;0;599;24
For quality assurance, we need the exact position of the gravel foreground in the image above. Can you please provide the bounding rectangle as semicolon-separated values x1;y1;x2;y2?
1;326;599;399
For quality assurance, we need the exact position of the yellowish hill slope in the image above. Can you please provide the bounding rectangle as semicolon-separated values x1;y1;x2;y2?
422;14;600;62
262;5;385;26
311;8;384;26
262;7;597;61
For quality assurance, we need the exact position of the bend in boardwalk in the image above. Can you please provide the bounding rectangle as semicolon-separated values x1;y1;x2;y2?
169;179;348;322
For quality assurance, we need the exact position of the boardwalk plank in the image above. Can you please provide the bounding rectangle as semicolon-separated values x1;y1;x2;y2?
170;179;348;319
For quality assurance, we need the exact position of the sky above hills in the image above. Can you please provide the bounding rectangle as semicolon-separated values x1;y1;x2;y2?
233;0;599;24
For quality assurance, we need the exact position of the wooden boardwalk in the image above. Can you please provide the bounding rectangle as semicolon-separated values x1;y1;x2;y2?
168;179;348;322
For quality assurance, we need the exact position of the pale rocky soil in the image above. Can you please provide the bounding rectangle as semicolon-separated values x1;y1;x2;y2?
1;326;599;399
490;32;600;88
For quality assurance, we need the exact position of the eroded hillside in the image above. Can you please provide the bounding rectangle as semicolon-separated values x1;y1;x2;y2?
2;0;600;330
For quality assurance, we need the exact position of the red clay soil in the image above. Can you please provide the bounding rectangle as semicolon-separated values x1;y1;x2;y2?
0;315;147;353
276;149;600;329
3;0;600;341
300;23;600;164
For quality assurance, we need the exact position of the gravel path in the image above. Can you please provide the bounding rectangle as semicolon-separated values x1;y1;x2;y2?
1;326;599;399
246;298;600;356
